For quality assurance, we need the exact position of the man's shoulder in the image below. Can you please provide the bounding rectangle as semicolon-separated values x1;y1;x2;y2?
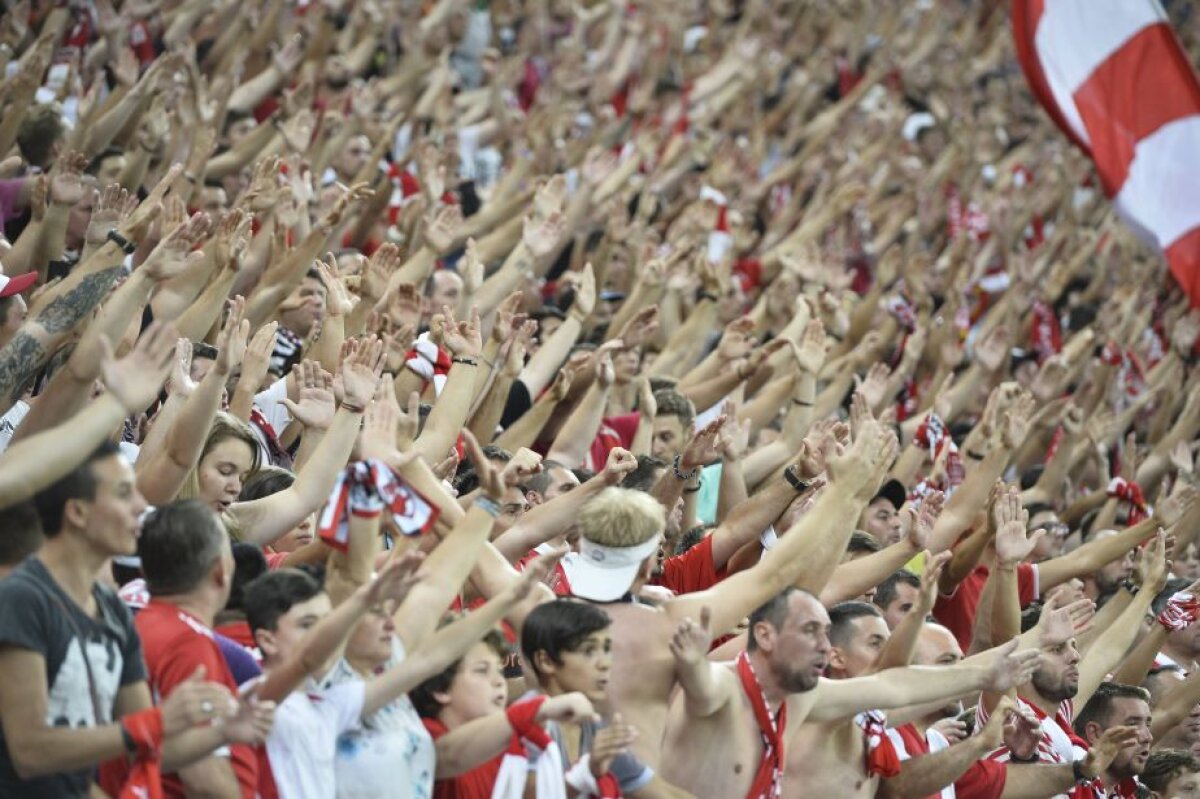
0;558;55;603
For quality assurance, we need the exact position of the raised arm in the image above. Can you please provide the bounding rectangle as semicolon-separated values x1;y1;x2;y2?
806;640;1039;723
668;608;736;718
669;419;899;636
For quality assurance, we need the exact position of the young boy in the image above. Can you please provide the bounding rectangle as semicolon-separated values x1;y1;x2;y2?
520;600;686;798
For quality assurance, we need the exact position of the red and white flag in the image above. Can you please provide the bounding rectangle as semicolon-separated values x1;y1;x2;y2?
1012;0;1200;305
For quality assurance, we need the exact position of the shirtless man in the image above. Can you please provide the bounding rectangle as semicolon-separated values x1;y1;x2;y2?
398;418;904;767
657;588;1086;799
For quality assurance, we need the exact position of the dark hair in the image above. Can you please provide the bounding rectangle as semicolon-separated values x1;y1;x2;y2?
1020;601;1043;633
1074;682;1151;736
225;543;269;613
874;570;921;612
139;500;227;595
653;389;695;426
828;601;883;648
454;445;513;495
243;568;325;634
1142;749;1200;794
0;500;44;567
411;615;507;718
847;531;883;555
33;441;123;537
192;342;220;363
1024;502;1055;521
239;466;296;502
16;104;66;168
86;146;125;176
521;600;611;681
621;455;666;492
748;587;802;651
523;459;569;496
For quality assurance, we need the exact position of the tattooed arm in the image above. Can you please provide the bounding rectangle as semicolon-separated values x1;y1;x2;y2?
0;241;127;414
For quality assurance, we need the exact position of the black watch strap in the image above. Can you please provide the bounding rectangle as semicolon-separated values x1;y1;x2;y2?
784;465;810;493
107;229;137;255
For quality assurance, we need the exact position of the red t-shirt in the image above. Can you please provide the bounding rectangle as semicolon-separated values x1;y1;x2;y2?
586;413;640;472
651;535;723;595
933;563;1039;651
264;551;290;570
516;548;572;596
891;723;1007;799
135;601;259;799
423;717;503;799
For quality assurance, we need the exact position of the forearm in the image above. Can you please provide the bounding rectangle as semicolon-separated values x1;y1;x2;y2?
715;460;748;525
679;370;744;417
6;722;126;779
258;590;368;704
414;362;481;462
434;714;514;778
328;513;383;608
1151;672;1200;741
493;393;559;452
1001;764;1081;798
173;267;235;343
990;564;1021;652
307;315;345;377
519;318;582;398
227;66;285;115
545;383;610;468
881;736;990;799
742;375;800;436
138;370;226;504
930;447;1009;553
0;393;130;507
1111;626;1167;687
819;543;919;607
493;479;606;561
160;726;230;773
468;372;514;445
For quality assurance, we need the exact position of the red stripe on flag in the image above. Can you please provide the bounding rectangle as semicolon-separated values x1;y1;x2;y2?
1166;226;1200;309
1073;23;1200;195
1012;0;1092;154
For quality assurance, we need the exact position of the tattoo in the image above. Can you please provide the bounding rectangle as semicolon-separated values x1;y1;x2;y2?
0;332;46;409
36;266;124;335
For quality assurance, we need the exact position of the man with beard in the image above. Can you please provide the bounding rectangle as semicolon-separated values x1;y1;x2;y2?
1072;683;1154;797
884;621;1136;798
658;589;1046;799
976;494;1170;767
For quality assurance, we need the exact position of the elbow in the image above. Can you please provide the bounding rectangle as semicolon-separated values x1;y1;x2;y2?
9;740;53;781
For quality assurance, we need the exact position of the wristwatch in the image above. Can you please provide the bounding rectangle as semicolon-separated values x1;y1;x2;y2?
783;465;810;493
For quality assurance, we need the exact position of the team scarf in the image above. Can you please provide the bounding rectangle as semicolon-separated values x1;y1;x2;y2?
856;710;902;778
99;708;167;799
736;652;787;799
248;407;294;469
1105;477;1150;525
491;697;621;799
317;459;439;550
1071;777;1140;799
1099;342;1148;407
913;413;965;494
405;332;454;396
1158;590;1200;633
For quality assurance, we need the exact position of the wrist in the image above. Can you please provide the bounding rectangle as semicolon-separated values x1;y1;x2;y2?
340;400;367;414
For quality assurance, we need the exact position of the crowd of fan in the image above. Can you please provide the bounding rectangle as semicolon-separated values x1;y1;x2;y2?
0;0;1199;797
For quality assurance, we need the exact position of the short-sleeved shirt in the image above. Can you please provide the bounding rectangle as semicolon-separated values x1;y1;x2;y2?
266;679;366;799
888;722;1007;799
652;534;722;595
322;637;436;799
0;557;146;798
586;413;640;472
135;600;258;798
933;563;1039;650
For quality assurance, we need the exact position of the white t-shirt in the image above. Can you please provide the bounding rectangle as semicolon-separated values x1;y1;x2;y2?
323;637;436;799
251;377;293;463
266;679;365;799
0;400;29;452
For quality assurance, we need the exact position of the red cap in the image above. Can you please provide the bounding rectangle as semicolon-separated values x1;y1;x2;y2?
0;271;37;299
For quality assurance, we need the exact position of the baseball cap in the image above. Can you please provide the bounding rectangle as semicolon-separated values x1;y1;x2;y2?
872;479;907;511
0;271;37;299
561;533;662;602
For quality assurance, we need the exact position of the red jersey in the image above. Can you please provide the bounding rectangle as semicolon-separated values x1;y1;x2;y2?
423;717;503;799
516;548;572;596
135;600;259;798
933;563;1039;650
651;534;724;594
889;722;1006;799
586;413;640;472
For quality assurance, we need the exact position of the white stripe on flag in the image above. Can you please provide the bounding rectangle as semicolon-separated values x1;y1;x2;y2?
1113;116;1200;249
1033;0;1165;144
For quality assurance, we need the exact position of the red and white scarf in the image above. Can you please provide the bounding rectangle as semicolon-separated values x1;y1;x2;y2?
405;333;454;396
317;459;439;550
1158;590;1200;632
492;697;620;799
855;710;902;778
1105;477;1149;525
736;652;787;799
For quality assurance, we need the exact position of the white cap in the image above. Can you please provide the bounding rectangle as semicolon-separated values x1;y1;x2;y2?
561;534;662;602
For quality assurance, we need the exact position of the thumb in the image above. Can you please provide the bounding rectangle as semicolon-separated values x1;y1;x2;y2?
1027;528;1047;552
280;398;300;416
